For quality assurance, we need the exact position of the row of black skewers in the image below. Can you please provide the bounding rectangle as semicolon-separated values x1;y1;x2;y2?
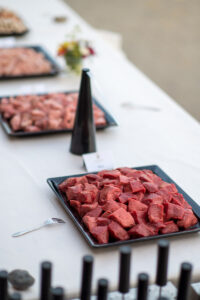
0;239;195;300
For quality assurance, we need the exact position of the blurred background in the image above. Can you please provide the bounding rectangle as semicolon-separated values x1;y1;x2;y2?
66;0;200;121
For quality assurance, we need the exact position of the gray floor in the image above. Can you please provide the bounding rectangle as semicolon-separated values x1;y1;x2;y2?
65;0;200;121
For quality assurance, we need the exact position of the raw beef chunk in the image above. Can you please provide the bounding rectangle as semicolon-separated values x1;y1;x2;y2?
109;208;135;228
108;221;129;240
90;226;109;244
148;204;164;223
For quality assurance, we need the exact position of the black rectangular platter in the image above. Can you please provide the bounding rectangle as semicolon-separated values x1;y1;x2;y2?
0;91;117;137
0;45;59;80
47;165;200;248
0;29;29;37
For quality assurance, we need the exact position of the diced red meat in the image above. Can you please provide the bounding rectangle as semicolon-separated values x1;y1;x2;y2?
129;223;156;238
142;193;163;205
165;202;185;220
160;182;178;194
69;200;81;214
86;174;101;183
177;210;198;229
66;184;83;200
156;190;172;202
109;208;135;228
80;202;98;217
132;210;147;224
118;203;127;210
78;183;99;203
83;216;97;232
143;182;158;193
102;200;120;213
99;186;121;205
161;221;179;234
148;203;164;223
59;177;77;192
101;211;111;218
119;175;130;185
118;192;133;204
97;217;111;226
171;193;192;210
124;180;145;193
76;176;88;185
85;206;103;218
128;199;148;214
90;226;109;244
108;221;129;240
99;169;121;179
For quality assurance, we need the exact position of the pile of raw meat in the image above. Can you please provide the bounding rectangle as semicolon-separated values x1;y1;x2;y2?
59;167;198;244
0;93;106;132
0;48;52;76
0;8;27;35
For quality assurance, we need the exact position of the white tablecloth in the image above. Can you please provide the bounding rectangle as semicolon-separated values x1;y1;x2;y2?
0;0;200;298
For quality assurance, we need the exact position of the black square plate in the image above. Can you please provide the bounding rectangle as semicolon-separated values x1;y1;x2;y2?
0;45;60;80
0;91;117;137
47;165;200;248
0;29;29;37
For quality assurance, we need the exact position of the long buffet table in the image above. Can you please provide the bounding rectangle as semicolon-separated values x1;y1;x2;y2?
1;0;200;298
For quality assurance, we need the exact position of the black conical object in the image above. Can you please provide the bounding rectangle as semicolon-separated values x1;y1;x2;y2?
51;287;65;300
156;240;169;287
80;255;93;300
70;68;96;155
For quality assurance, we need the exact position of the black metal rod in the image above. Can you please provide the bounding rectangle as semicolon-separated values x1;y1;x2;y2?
40;261;52;300
118;246;131;295
80;255;93;300
51;287;64;300
177;262;192;300
156;240;169;287
0;270;8;300
97;278;108;300
137;273;149;300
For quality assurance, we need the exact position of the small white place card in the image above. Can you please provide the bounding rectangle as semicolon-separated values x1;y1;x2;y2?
83;151;114;173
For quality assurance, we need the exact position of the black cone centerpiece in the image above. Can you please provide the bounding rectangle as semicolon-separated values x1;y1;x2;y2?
70;68;96;155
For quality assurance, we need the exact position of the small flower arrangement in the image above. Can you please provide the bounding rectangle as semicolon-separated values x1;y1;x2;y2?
57;39;95;74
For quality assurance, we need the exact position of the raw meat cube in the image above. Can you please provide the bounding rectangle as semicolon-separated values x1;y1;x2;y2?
80;202;98;217
118;203;127;210
109;208;135;228
177;210;198;229
69;200;81;215
79;183;99;203
171;193;192;210
160;182;178;194
97;217;111;226
118;192;134;204
85;207;103;218
119;175;130;185
124;180;145;193
102;200;120;213
66;184;83;200
108;221;129;240
90;226;109;244
156;190;172;202
142;193;163;205
132;211;147;224
128;199;148;214
10;114;21;131
129;223;156;238
86;174;101;183
165;202;185;220
148;203;164;223
76;176;88;185
83;216;97;232
99;169;121;179
99;186;121;205
161;221;179;234
101;211;111;218
143;182;158;193
59;177;78;192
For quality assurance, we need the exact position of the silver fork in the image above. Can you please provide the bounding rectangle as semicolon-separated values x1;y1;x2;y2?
12;218;66;237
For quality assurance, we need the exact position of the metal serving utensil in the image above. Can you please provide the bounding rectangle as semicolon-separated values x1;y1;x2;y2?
12;217;66;237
